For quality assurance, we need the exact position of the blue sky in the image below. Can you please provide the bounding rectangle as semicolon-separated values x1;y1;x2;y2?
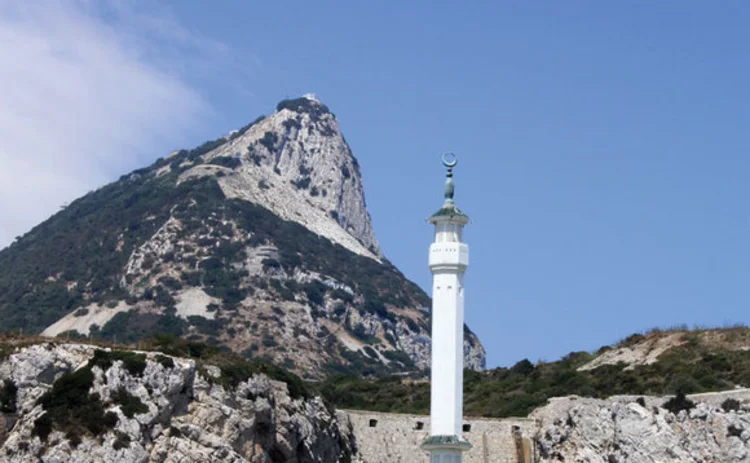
2;1;748;367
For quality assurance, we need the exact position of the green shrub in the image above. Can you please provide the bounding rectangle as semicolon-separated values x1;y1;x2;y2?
721;398;741;412
209;156;241;169
331;289;353;303
90;350;147;377
33;364;118;443
113;431;131;450
663;391;696;415
259;131;278;151
188;316;223;336
112;387;148;418
404;318;419;333
510;359;535;375
303;280;327;306
218;360;309;399
158;276;183;291
155;354;174;369
291;177;311;190
728;424;743;438
0;379;17;413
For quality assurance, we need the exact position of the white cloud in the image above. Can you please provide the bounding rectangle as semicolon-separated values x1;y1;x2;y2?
0;1;227;248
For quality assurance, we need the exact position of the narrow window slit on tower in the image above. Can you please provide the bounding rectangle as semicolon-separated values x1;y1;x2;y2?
415;421;424;430
369;419;378;428
462;424;471;432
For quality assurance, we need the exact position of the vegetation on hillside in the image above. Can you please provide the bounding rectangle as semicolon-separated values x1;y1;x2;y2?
319;327;750;418
2;327;750;427
0;141;428;337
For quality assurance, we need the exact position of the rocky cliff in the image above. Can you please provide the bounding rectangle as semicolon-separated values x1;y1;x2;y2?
191;95;380;260
0;95;485;378
3;341;750;462
0;341;355;462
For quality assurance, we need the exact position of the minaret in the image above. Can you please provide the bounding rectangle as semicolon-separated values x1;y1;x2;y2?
421;153;472;462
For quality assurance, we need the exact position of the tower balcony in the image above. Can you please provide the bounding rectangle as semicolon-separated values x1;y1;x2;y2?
429;242;469;271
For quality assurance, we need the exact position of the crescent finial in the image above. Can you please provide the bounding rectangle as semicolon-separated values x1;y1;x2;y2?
442;152;458;168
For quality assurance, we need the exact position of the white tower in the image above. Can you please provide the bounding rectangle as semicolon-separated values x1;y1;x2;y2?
421;154;472;462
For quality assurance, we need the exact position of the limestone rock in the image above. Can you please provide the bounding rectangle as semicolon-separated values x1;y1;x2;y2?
182;95;380;260
532;394;750;462
0;343;354;463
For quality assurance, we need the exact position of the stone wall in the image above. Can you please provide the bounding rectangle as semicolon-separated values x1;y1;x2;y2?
339;410;538;463
687;387;750;406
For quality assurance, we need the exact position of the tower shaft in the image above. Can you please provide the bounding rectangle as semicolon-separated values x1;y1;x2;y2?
429;250;467;436
422;154;471;462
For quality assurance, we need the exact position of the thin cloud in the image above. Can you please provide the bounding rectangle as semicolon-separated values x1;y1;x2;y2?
0;1;237;248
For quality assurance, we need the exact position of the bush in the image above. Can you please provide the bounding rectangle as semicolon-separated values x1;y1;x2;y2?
0;379;17;413
728;424;743;438
291;177;311;190
333;304;347;319
90;350;147;377
404;318;419;333
154;286;176;309
722;398;741;412
158;276;182;291
209;156;241;169
33;364;118;443
112;387;148;418
188;315;223;336
218;360;309;399
510;359;535;375
282;118;302;130
113;431;131;450
331;289;353;304
303;280;327;306
97;311;187;343
663;391;695;415
259;131;278;151
155;354;174;369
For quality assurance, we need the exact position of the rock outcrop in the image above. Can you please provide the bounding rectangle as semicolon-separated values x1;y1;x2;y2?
0;343;354;462
195;95;380;260
533;394;750;462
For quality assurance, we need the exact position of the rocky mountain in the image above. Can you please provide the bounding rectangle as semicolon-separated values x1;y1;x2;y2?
0;96;485;379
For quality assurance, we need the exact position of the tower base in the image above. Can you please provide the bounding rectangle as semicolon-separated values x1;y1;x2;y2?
421;435;472;463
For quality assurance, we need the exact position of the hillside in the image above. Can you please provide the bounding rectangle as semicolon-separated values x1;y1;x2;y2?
321;326;750;418
0;96;485;379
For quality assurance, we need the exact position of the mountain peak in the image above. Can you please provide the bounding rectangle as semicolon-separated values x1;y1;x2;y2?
275;95;333;121
181;97;380;259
